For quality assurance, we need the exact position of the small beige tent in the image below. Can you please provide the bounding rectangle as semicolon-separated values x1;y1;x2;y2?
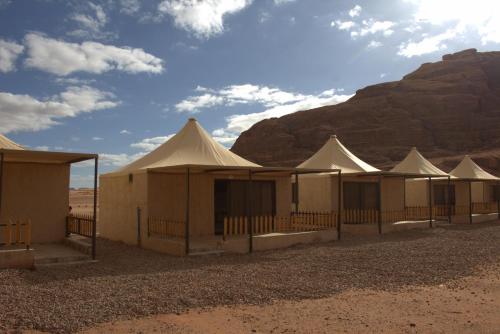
0;134;98;258
448;155;499;223
296;135;408;234
99;118;334;256
391;147;450;223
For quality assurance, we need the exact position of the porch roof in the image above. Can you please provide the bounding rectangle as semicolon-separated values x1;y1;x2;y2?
0;148;96;164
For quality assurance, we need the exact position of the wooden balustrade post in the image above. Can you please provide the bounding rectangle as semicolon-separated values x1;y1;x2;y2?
469;180;472;224
91;156;98;260
377;175;382;234
185;167;190;255
26;219;31;250
337;170;342;240
428;177;433;228
247;169;253;253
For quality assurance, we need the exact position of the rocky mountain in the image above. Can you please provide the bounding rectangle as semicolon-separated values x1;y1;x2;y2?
231;49;500;175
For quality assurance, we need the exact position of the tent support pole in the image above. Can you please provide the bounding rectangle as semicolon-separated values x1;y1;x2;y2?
447;176;452;224
185;168;190;255
0;152;4;215
428;177;432;228
294;172;299;213
403;176;406;210
377;175;382;235
247;169;253;253
337;171;342;240
469;180;472;224
92;156;98;260
497;181;500;220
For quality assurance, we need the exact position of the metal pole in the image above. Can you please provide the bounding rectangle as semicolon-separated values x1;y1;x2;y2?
247;169;253;253
185;168;190;255
447;176;452;224
497;181;499;220
469;180;472;224
294;172;299;213
136;207;141;246
377;175;382;234
428;177;432;228
92;156;98;260
337;171;342;240
0;152;4;215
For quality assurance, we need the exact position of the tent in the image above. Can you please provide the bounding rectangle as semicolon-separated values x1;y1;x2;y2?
296;135;409;234
99;118;334;255
391;147;450;224
449;155;500;223
0;134;98;258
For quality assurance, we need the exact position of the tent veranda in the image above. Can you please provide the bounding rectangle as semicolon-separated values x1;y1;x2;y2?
295;135;420;235
0;134;98;259
99;118;338;256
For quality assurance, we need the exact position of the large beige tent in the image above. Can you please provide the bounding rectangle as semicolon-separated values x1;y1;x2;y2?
391;147;451;223
448;155;499;223
0;134;98;258
296;135;408;234
99;118;333;256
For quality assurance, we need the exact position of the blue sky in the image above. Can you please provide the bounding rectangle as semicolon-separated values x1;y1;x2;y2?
0;0;499;187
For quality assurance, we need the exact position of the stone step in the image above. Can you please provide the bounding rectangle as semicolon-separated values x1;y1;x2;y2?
188;249;225;256
63;236;92;255
35;254;91;265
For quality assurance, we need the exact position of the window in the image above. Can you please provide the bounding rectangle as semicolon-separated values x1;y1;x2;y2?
343;182;378;209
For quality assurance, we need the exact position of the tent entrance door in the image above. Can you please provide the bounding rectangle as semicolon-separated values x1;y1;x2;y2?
214;180;276;235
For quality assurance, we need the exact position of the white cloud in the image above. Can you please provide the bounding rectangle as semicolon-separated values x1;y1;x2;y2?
367;40;383;48
176;85;352;146
68;2;114;40
332;20;356;31
92;136;103;141
398;28;457;57
24;33;164;76
120;129;131;134
158;0;253;38
54;77;96;85
130;135;174;152
35;145;50;151
0;85;119;133
274;0;295;5
99;152;146;167
0;39;24;73
349;5;362;18
357;19;395;37
176;84;309;113
120;0;141;15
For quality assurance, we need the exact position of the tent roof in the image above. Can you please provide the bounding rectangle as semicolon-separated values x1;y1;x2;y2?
0;134;24;150
449;155;499;181
0;134;95;164
297;135;380;174
112;118;260;175
391;147;448;177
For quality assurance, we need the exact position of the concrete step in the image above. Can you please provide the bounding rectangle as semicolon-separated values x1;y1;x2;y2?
188;249;225;256
35;254;91;265
63;236;92;255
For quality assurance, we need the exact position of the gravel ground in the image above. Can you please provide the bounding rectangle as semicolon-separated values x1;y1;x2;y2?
1;222;500;333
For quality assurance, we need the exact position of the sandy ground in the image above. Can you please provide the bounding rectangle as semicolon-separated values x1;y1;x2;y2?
82;266;500;334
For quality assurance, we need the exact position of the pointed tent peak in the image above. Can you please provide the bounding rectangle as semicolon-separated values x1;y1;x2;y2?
0;134;25;150
114;118;260;174
391;147;448;176
297;135;380;174
450;155;499;180
188;117;196;122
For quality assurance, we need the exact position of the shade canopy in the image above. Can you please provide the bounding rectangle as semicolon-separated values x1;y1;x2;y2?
391;147;448;177
114;118;260;175
449;155;499;181
297;135;380;174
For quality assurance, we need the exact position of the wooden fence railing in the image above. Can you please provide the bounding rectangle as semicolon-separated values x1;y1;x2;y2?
472;202;498;214
343;209;378;224
224;212;337;238
0;219;31;249
147;217;185;239
67;214;94;238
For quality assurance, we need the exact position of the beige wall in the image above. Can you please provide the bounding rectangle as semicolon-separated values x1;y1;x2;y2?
100;171;292;243
297;174;404;213
0;162;70;243
405;179;429;206
99;172;148;245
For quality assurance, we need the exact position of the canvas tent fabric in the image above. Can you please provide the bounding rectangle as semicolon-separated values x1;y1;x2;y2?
297;135;380;174
449;155;499;181
391;147;448;176
113;118;259;175
0;134;24;150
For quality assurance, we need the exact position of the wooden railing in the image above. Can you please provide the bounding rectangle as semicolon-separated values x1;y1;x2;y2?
147;217;185;239
472;202;498;214
0;219;31;248
381;210;407;223
343;209;378;224
67;214;94;238
404;206;430;220
224;212;337;238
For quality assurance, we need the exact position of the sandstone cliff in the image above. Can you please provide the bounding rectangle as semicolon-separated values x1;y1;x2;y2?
231;49;500;174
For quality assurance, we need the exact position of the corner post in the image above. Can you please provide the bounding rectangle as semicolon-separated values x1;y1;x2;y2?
247;169;253;253
185;167;190;255
469;180;472;224
92;156;98;260
294;172;299;214
337;170;342;240
0;152;4;218
447;176;452;224
428;176;432;228
377;175;382;234
497;181;500;220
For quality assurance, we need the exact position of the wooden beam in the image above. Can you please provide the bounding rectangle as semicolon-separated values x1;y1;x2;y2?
92;156;98;260
428;177;432;228
469;180;472;224
294;172;299;213
447;176;452;224
185;167;190;255
247;169;253;253
377;175;382;234
337;171;342;240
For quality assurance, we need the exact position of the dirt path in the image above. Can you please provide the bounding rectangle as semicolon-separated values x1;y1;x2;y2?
82;266;500;334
